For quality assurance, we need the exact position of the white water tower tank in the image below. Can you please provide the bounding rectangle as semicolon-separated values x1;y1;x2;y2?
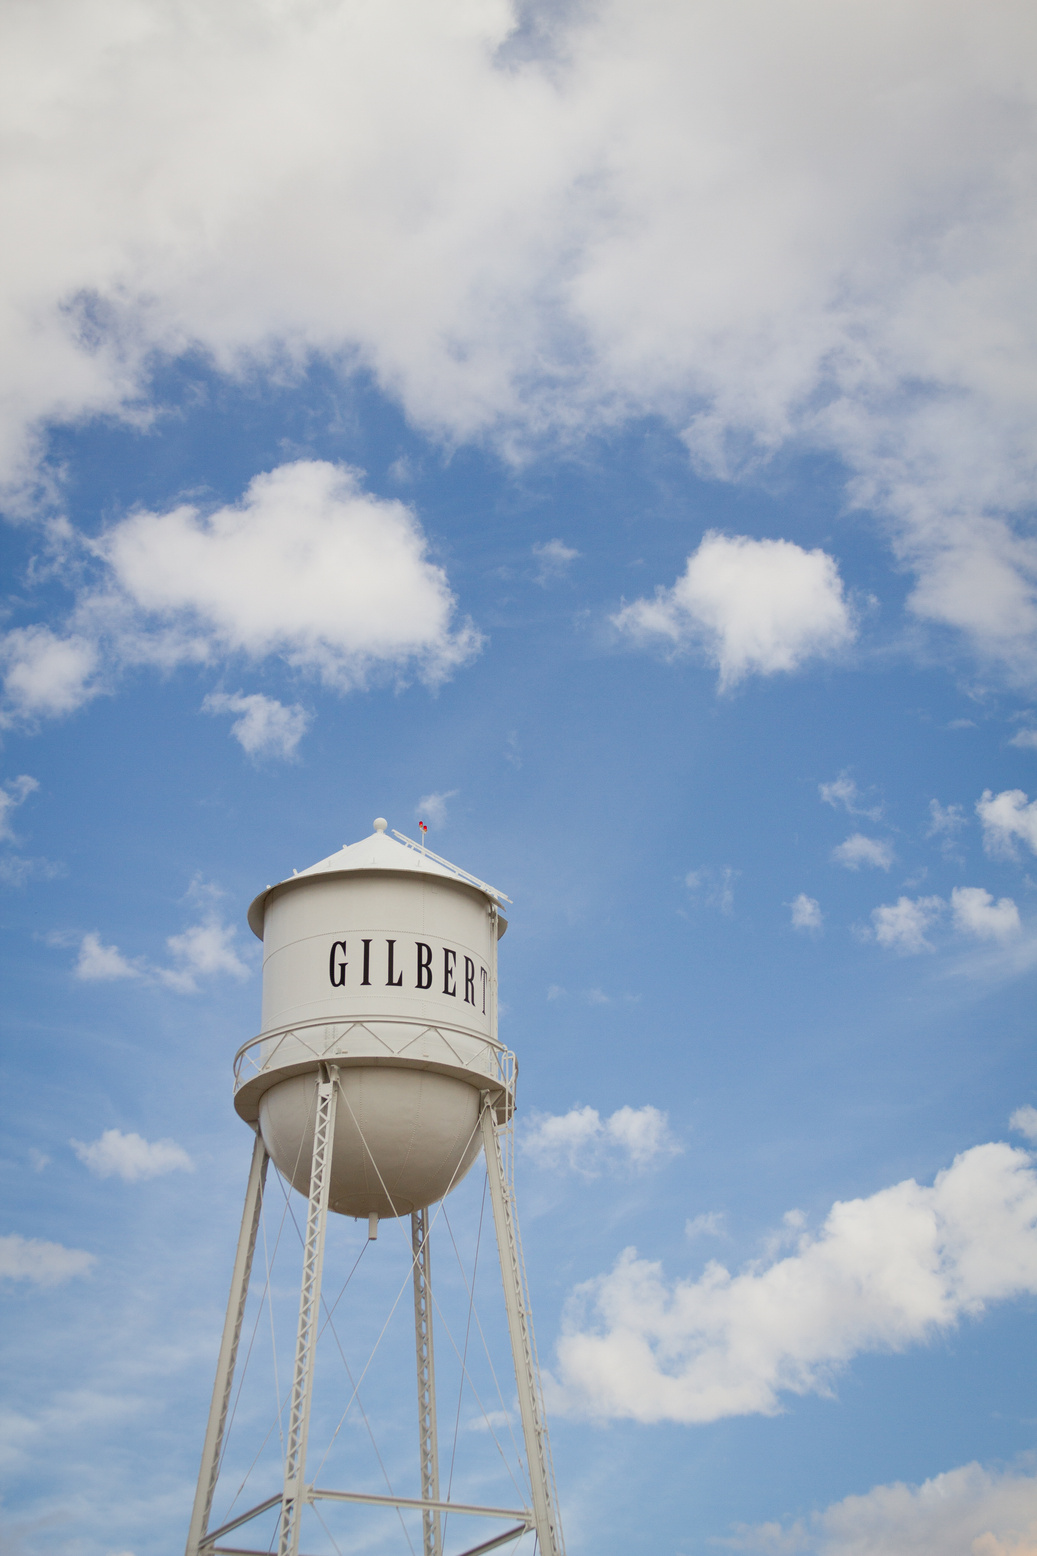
233;820;511;1219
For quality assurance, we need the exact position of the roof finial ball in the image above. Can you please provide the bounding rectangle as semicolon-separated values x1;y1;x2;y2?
373;816;387;831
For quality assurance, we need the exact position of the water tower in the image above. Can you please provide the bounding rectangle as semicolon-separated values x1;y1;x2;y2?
184;820;565;1556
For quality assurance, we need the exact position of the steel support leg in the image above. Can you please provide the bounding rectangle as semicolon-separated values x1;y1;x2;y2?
279;1068;339;1556
185;1131;269;1556
480;1102;565;1556
411;1208;442;1556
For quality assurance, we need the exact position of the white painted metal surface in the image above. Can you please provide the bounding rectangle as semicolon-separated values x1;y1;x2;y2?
185;823;565;1556
238;821;510;1218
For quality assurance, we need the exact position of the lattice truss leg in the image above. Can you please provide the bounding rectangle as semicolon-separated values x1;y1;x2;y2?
185;1076;564;1556
412;1206;443;1556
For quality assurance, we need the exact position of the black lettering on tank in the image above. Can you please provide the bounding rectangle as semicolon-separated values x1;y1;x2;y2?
463;956;475;1005
386;939;403;987
480;966;489;1014
329;940;348;987
443;947;457;997
416;941;433;990
361;938;372;986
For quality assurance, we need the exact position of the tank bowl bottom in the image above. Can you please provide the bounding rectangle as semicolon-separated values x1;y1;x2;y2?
257;1065;484;1218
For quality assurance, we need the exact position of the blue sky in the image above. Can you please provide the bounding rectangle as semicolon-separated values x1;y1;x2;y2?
2;3;1037;1554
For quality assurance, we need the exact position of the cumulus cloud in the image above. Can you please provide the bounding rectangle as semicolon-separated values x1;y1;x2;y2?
522;1104;681;1177
951;886;1022;941
789;894;823;933
729;1461;1037;1556
1010;729;1037;751
417;789;459;830
95;461;480;690
869;888;1023;955
0;1;1034;675
0;628;100;725
3;462;480;724
75;932;142;982
613;533;853;689
552;1137;1037;1424
869;895;944;953
71;1128;193;1181
832;835;895;871
977;789;1037;861
533;539;580;584
0;1233;95;1286
203;690;310;760
1011;1107;1037;1144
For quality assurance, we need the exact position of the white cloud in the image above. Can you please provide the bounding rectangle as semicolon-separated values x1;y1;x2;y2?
533;539;580;584
203;690;310;760
927;799;967;838
1011;1107;1037;1145
1010;729;1037;751
869;895;944;953
868;887;1025;957
0;854;63;887
0;775;38;842
75;931;142;982
71;890;249;992
614;533;853;689
3;463;480;725
522;1104;681;1177
417;789;459;830
730;1461;1037;1556
832;835;895;871
686;1212;726;1241
789;894;823;933
0;1233;95;1286
686;865;737;915
951;886;1021;942
159;919;249;993
977;789;1037;861
95;460;481;690
819;773;881;820
0;627;99;724
70;1128;193;1182
0;2;1035;675
552;1137;1037;1424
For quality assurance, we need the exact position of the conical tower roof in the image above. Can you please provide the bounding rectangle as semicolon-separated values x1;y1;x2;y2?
247;819;509;938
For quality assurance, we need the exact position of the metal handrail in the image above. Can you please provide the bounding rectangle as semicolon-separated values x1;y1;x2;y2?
233;1022;517;1100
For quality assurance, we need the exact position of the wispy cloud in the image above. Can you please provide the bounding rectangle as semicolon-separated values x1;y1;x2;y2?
0;1233;95;1286
533;539;580;585
416;789;459;830
819;772;882;821
67;880;249;993
0;776;39;842
522;1104;681;1177
686;865;738;916
203;690;310;760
